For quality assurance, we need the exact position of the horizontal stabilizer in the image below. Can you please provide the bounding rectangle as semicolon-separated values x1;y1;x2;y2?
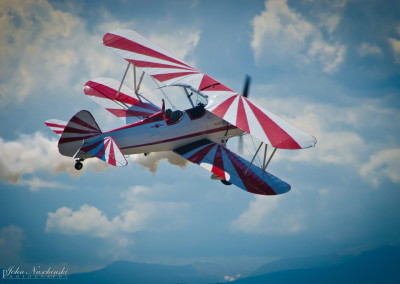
45;119;67;136
174;139;290;195
84;78;160;124
80;136;128;167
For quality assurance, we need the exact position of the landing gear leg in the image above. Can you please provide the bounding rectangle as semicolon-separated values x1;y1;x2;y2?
74;159;84;171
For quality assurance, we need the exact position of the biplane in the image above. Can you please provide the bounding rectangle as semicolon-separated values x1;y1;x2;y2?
45;29;316;196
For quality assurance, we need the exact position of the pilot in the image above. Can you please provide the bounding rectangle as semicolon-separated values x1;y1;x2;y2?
161;99;173;124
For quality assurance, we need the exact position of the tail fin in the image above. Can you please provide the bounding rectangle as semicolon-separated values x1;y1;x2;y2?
45;119;67;136
58;110;102;157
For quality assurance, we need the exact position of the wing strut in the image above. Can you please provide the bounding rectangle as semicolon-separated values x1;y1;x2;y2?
115;62;130;101
133;66;145;101
263;147;277;171
244;142;263;176
183;88;195;107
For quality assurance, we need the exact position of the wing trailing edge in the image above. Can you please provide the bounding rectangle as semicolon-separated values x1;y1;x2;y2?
84;78;160;124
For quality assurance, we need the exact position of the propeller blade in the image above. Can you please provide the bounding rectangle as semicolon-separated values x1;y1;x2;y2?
238;134;244;154
242;75;251;98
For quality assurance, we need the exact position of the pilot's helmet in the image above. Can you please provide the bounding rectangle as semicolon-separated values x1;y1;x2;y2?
165;109;172;117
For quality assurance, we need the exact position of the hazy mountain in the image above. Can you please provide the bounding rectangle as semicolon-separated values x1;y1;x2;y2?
69;260;218;283
251;252;352;276
233;246;400;284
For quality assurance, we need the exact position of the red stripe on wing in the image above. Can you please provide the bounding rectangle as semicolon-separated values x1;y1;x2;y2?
103;33;194;70
224;148;276;195
236;97;250;134
245;99;301;149
127;59;193;71
211;95;237;118
84;81;139;106
152;72;199;82
198;75;233;92
188;143;215;164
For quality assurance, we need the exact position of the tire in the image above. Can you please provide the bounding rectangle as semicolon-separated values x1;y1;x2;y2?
220;180;232;186
74;161;83;170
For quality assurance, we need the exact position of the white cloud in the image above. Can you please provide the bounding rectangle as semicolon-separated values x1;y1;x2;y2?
389;37;400;63
45;205;118;238
0;132;107;189
251;0;346;73
231;196;305;234
46;185;190;240
0;0;202;106
149;29;201;61
358;43;382;56
359;149;400;187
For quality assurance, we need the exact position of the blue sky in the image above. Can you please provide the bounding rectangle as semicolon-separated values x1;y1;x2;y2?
1;0;400;279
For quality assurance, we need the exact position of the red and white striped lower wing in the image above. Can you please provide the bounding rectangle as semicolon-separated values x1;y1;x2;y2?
45;119;67;136
103;29;202;86
84;78;160;124
174;139;291;195
80;136;127;167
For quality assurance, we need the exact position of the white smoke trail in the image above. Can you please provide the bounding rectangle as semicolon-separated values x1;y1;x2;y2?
129;152;188;174
0;132;107;186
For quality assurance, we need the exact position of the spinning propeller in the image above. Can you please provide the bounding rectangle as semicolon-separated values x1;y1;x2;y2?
238;75;251;153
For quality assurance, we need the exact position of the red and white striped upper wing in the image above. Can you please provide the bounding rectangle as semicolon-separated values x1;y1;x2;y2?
206;94;317;149
103;30;202;86
103;29;316;149
84;78;160;124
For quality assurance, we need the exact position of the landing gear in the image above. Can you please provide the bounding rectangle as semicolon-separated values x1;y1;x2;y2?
74;159;84;170
220;180;232;186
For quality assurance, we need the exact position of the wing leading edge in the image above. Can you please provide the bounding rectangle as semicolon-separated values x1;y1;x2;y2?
103;29;316;149
174;139;291;195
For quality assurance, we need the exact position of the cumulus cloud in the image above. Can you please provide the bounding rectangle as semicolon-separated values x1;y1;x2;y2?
359;149;400;187
251;0;346;73
0;132;107;189
231;196;305;234
46;185;190;241
45;205;118;238
0;0;202;106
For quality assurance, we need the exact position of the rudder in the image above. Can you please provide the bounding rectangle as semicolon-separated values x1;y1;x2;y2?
58;110;102;157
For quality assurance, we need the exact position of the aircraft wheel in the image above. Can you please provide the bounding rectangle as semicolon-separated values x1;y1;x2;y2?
220;180;232;186
74;161;83;171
